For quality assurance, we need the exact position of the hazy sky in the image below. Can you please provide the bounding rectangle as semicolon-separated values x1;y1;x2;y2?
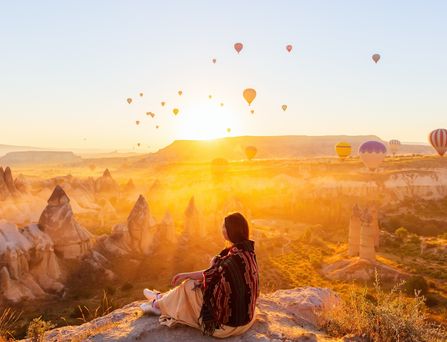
1;1;446;151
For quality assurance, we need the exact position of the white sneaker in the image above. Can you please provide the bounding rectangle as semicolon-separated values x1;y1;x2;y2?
143;288;160;301
140;302;161;315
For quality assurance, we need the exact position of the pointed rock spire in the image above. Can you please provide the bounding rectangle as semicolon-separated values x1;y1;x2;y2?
39;186;92;259
127;195;155;255
47;185;70;206
3;167;16;194
103;168;112;177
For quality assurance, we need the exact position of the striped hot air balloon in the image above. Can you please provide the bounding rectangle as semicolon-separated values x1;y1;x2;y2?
388;139;401;155
429;129;447;156
335;142;352;160
359;141;387;170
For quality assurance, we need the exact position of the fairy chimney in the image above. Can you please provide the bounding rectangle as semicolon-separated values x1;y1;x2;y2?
38;185;93;259
370;206;380;248
359;209;376;263
348;204;361;257
127;195;156;255
184;196;204;238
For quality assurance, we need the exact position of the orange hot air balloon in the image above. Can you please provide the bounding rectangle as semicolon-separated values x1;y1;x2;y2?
178;90;183;96
243;88;256;106
226;128;231;133
372;54;381;63
282;104;287;111
126;98;132;104
286;44;292;52
212;58;217;64
135;120;140;125
234;42;243;53
139;92;144;97
161;101;166;106
245;146;257;160
146;112;155;118
173;108;179;115
250;109;255;114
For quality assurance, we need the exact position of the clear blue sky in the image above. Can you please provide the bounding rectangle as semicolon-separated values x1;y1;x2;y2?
1;1;446;151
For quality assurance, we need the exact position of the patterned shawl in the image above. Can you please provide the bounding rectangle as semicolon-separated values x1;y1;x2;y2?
199;240;259;336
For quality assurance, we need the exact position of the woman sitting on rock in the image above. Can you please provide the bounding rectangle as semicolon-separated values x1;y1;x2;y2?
140;212;259;338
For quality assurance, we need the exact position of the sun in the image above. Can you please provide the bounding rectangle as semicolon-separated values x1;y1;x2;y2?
175;104;235;140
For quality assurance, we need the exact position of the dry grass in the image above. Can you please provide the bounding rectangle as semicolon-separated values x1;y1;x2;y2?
321;272;447;342
0;308;21;340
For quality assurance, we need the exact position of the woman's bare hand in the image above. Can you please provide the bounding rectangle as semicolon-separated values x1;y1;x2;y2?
171;272;190;286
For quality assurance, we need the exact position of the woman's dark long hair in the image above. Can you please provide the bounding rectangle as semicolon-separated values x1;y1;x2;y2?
224;212;249;244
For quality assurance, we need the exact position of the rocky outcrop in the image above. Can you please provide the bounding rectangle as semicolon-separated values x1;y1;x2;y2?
0;166;18;200
95;169;119;194
23;287;342;342
38;186;93;259
347;204;361;257
98;195;156;257
0;220;63;303
127;195;156;254
359;210;375;263
322;258;407;283
184;197;204;238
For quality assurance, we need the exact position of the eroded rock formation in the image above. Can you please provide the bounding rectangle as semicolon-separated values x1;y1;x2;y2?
38;185;93;259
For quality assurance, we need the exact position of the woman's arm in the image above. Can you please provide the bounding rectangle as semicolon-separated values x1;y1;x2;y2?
171;270;205;286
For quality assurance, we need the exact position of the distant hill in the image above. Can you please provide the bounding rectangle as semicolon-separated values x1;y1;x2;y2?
0;151;82;166
136;135;435;164
0;144;45;157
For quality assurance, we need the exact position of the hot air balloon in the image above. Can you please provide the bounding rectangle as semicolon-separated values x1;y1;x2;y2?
127;98;132;104
178;90;183;96
220;102;224;107
135;120;140;125
243;88;256;106
234;42;243;53
156;125;160;129
372;54;381;63
208;95;212;99
137;143;141;147
335;142;352;160
388;139;401;155
226;128;231;133
282;105;287;111
286;44;292;52
250;109;255;114
429;129;447;156
359;141;387;170
161;101;166;107
139;93;144;97
245;146;257;160
173;108;179;115
212;58;217;64
146;112;155;118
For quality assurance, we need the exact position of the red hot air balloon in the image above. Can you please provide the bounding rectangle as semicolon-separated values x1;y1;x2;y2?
286;44;292;52
212;58;217;64
429;129;447;156
372;54;381;63
234;42;243;53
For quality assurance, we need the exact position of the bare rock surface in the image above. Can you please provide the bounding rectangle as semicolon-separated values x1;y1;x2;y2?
23;287;342;342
